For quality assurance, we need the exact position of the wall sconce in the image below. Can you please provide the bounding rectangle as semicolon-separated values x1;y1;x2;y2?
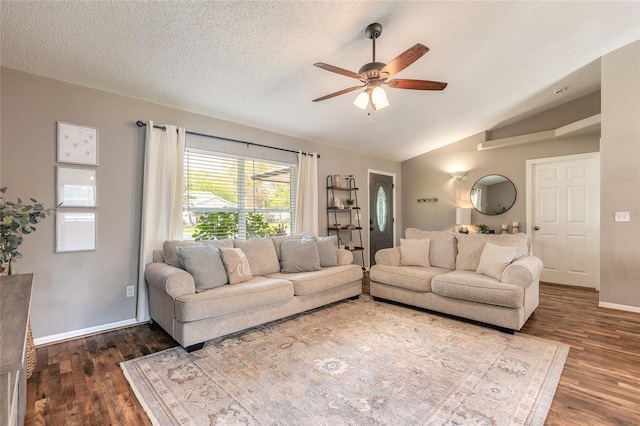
450;171;467;180
456;208;472;234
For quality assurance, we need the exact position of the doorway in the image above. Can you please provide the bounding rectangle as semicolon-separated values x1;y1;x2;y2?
369;171;395;268
526;153;600;289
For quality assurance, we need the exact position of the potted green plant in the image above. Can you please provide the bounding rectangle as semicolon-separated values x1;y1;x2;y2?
345;198;355;209
0;187;57;275
477;224;490;234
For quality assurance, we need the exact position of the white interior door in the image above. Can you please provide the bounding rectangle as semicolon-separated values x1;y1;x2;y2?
527;153;600;288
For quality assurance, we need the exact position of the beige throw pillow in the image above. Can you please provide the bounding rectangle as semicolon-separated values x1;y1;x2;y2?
400;238;431;267
476;243;517;281
219;247;253;284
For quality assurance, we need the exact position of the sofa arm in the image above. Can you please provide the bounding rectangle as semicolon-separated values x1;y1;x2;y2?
145;262;196;299
502;256;543;287
375;247;401;267
337;249;354;265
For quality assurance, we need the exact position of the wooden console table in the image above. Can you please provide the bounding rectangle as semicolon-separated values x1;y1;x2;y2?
0;274;33;426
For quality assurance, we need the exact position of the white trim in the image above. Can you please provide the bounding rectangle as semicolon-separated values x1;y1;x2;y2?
598;301;640;314
33;318;144;346
526;152;600;290
368;169;397;271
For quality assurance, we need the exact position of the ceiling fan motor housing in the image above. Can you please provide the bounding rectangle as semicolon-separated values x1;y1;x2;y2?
358;62;387;81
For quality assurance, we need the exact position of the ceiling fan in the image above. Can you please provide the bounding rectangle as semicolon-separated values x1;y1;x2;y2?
313;23;447;110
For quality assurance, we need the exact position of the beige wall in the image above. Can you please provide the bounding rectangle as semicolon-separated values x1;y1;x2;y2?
600;40;640;309
401;95;601;235
0;68;400;340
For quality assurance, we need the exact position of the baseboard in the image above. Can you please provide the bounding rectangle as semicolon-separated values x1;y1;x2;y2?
33;318;145;346
598;301;640;314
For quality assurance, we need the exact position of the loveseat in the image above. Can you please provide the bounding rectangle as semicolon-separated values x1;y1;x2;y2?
370;228;542;331
145;235;362;351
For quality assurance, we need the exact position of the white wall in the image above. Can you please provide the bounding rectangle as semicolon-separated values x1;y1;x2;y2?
600;40;640;310
0;68;400;341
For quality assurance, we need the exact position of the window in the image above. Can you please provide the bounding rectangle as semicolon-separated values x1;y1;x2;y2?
183;148;296;240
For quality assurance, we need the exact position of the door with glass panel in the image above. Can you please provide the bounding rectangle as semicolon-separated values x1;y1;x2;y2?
369;173;394;267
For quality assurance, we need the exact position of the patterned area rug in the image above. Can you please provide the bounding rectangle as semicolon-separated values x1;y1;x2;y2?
121;296;568;425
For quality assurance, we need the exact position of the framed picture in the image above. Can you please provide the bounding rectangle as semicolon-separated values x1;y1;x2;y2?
57;121;99;165
56;211;97;253
56;166;97;207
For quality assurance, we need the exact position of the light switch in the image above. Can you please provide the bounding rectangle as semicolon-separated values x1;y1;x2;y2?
614;211;630;222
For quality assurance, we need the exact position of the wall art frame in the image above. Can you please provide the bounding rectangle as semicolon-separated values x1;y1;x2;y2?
57;121;99;166
55;211;97;253
56;166;97;208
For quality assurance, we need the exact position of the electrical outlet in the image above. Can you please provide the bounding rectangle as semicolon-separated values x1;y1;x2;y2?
126;285;135;297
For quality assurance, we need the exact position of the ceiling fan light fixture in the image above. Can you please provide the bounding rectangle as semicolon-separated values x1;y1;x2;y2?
371;86;389;110
354;91;369;110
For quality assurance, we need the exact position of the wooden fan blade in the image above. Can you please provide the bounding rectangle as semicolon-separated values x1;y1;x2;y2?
386;79;447;90
312;86;364;102
379;44;429;79
314;63;363;80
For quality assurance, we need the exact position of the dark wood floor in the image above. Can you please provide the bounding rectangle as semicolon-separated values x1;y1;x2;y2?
25;282;640;425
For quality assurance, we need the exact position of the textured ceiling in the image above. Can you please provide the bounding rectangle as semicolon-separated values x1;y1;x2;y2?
2;1;639;161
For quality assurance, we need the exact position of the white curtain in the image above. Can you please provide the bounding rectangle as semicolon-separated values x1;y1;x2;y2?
137;121;185;322
295;151;318;236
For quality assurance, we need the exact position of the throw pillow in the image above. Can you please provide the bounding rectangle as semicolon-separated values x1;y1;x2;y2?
476;242;517;281
405;228;457;270
271;234;303;260
176;244;228;292
233;237;280;276
280;239;321;273
399;238;431;267
163;239;234;269
456;233;529;271
314;235;339;267
219;247;253;284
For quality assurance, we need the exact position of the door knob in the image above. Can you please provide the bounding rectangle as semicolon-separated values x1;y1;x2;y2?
533;226;540;231
370;227;374;231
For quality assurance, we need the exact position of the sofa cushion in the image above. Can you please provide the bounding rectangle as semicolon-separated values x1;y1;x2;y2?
219;247;253;284
234;237;281;276
432;271;524;308
175;277;293;322
271;234;303;260
456;233;529;272
405;229;457;270
176;244;228;292
163;239;233;269
476;243;517;281
315;235;339;267
399;238;431;267
266;264;362;296
370;264;451;293
280;239;321;273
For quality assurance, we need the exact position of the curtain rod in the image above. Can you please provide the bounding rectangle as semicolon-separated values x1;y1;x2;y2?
135;121;319;158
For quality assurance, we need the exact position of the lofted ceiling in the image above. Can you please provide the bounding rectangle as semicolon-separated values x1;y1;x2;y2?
1;1;639;161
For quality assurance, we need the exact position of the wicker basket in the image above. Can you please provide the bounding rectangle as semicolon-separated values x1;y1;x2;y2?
26;321;36;379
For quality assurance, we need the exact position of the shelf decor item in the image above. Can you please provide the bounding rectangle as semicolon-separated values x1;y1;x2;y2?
333;174;342;188
345;198;355;209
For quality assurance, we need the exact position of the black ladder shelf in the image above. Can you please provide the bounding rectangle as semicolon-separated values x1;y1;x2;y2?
327;175;365;269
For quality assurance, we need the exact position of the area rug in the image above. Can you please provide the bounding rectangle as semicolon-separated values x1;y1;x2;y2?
121;296;569;425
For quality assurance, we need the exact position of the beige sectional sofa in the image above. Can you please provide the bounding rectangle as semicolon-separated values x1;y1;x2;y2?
370;228;542;331
145;235;362;351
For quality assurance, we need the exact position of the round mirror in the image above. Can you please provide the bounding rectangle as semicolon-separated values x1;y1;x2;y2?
470;174;517;215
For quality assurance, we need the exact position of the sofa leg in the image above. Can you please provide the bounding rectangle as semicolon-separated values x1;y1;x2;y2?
184;342;205;353
348;295;360;301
